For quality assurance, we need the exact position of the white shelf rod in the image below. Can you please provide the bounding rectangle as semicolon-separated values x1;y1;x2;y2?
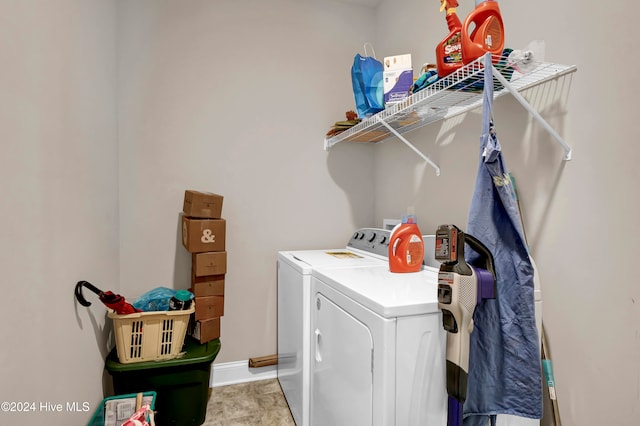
377;118;441;176
491;64;572;161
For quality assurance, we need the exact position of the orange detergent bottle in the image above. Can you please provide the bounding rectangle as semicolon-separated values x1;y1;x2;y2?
462;0;505;64
389;215;424;273
435;0;463;77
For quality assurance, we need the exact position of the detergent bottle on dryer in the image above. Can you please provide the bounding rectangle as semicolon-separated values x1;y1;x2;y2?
389;215;424;273
462;0;505;64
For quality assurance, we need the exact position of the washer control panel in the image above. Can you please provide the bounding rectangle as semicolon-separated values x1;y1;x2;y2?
347;228;391;258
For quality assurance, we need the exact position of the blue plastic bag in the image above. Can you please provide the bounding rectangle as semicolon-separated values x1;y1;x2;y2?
351;43;384;118
132;287;177;312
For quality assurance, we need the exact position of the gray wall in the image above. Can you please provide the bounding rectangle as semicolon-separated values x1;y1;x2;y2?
373;0;640;425
116;0;376;364
0;0;119;424
0;0;374;423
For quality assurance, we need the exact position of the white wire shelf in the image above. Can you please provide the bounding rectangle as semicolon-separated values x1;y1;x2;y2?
324;52;577;175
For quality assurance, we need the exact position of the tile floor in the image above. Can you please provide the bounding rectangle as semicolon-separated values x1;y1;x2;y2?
203;379;296;426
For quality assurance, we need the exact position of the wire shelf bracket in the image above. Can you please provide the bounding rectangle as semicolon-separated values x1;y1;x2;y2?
378;118;441;176
491;64;572;160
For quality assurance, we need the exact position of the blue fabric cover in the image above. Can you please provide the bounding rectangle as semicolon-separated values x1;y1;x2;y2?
463;55;542;426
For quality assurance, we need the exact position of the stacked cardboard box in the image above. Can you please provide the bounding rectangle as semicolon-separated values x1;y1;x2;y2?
181;190;226;344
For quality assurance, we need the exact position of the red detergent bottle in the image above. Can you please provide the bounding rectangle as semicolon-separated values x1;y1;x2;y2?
436;0;463;77
462;0;505;64
389;215;425;273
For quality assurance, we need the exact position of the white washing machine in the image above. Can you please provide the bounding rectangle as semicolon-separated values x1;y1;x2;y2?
309;256;543;426
310;264;447;426
277;228;392;426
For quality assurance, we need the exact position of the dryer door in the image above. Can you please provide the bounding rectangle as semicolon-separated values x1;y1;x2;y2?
312;292;373;426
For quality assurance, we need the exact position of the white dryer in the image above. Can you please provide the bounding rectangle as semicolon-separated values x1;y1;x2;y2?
310;264;447;426
277;228;392;426
308;256;544;426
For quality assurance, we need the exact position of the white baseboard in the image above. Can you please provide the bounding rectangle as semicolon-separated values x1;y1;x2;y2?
210;360;278;387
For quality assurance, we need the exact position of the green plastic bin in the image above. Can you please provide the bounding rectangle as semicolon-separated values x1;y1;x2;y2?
88;391;156;426
105;337;221;426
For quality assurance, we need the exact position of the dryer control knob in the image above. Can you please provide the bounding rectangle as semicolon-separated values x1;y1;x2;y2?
368;232;377;242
